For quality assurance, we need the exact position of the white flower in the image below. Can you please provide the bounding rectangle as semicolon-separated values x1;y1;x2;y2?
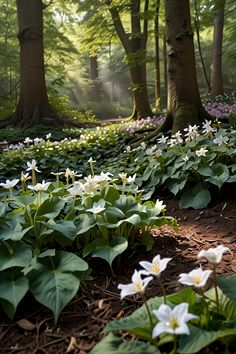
152;303;198;337
157;135;168;144
127;173;136;184
28;180;51;192
198;245;231;264
155;149;162;157
26;159;41;172
196;147;208;157
118;270;153;300
97;171;113;182
65;168;81;179
184;125;200;141
213;135;229;146
182;155;189;162
88;157;96;164
139;255;172;277
68;182;84;196
34;137;44;146
46;133;51;140
168;138;178;147
155;199;166;215
0;179;19;189
173;131;183;144
24;137;33;145
124;145;131;153
86;200;106;214
179;268;212;288
202;120;216;135
140;142;147;150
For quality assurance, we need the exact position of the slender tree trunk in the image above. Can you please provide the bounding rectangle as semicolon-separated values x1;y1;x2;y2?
89;55;101;101
2;0;57;127
154;0;161;110
210;1;225;97
108;0;153;119
163;35;168;109
164;0;210;133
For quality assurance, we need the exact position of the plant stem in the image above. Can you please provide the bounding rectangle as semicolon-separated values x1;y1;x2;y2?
213;264;220;313
199;287;210;325
158;277;167;304
170;335;177;354
141;293;154;328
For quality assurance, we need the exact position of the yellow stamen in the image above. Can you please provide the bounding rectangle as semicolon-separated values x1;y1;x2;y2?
152;262;160;273
167;316;179;330
134;281;142;292
193;276;202;285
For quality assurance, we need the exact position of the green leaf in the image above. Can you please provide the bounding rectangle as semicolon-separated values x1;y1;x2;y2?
101;185;120;203
168;287;197;306
28;251;88;323
117;214;141;226
167;177;188;196
0;241;32;271
179;185;211;209
83;237;128;268
217;274;236;305
206;286;236;320
91;332;160;354
11;195;35;207
179;325;236;353
199;163;229;189
44;220;77;246
0;272;29;319
76;213;96;234
105;296;164;340
36;196;65;219
0;221;33;241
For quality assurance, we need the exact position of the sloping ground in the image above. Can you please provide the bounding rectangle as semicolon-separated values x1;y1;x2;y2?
0;199;236;354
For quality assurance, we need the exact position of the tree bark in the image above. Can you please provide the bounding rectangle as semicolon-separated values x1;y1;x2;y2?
164;0;210;133
89;55;101;101
154;0;161;110
108;0;153;119
210;1;225;97
3;0;58;127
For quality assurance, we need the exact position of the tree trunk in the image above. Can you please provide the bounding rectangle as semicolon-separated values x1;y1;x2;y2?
108;0;153;119
89;55;101;101
210;1;225;97
165;0;210;134
3;0;57;127
154;0;161;110
163;35;168;109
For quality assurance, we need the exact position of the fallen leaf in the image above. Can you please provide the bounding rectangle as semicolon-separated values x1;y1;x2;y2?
17;319;36;331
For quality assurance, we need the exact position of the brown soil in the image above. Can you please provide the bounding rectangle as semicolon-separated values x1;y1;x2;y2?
1;199;236;354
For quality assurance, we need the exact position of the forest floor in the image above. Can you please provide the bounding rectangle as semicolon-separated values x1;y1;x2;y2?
0;198;236;354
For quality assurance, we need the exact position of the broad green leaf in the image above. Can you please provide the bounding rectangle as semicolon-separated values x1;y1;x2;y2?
206;286;236;320
217;274;236;305
101;185;120;203
44;220;77;246
91;332;160;354
28;251;88;322
36;196;65;219
167;177;188;196
0;272;29;319
106;207;125;219
0;221;33;241
168;287;197;307
83;237;128;267
11;195;35;207
105;296;164;340
0;241;32;271
0;202;7;217
179;325;236;353
179;186;211;209
117;214;141;226
76;213;96;234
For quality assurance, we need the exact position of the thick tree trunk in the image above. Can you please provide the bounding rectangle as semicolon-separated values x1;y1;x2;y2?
210;1;225;97
163;35;168;109
154;0;161;110
129;64;153;118
165;0;210;134
89;55;101;101
3;0;57;127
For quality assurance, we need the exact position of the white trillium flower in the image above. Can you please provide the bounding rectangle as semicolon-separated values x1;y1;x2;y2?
184;125;200;141
46;133;52;140
127;173;136;184
155;199;166;215
28;180;51;192
68;182;84;196
88;157;96;164
198;245;231;264
139;255;172;277
213;135;229;146
173;131;183;144
86;200;106;214
157;135;168;144
196;147;208;157
0;179;19;189
155;149;162;157
202;120;216;135
118;270;153;300
182;155;190;162
26;159;41;172
179;268;212;288
152;303;198;337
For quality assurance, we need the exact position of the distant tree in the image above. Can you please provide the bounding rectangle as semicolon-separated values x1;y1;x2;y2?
163;0;210;133
1;0;57;127
210;0;225;97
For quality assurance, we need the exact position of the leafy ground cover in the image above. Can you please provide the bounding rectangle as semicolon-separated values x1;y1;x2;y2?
0;198;235;353
0;93;236;353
